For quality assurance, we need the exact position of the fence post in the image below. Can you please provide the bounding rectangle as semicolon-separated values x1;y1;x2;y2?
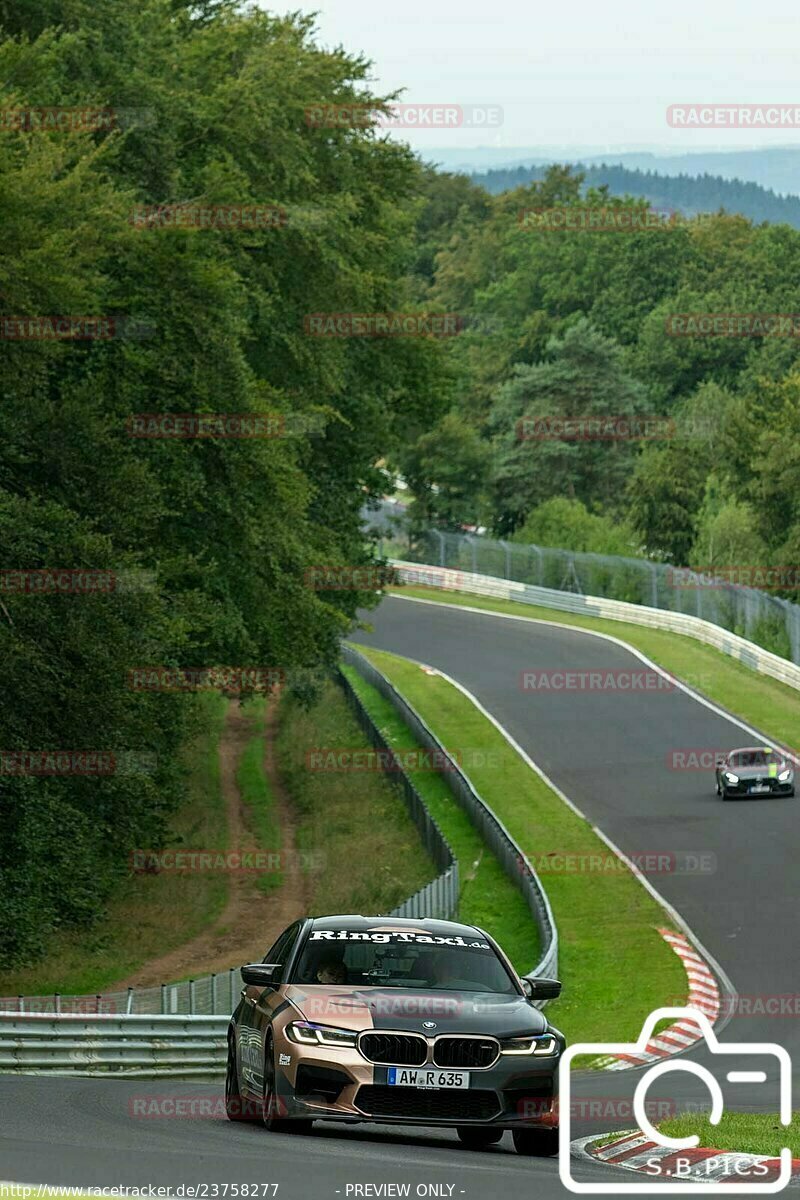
54;993;60;1015
189;979;196;1016
434;529;445;567
126;987;134;1015
211;973;218;1014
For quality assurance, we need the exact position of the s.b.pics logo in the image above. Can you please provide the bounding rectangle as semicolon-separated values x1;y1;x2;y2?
559;1008;793;1194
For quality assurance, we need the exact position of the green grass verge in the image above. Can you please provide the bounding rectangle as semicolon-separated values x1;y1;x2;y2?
658;1113;800;1157
351;644;686;1046
389;585;800;752
341;664;538;975
0;693;229;997
236;698;282;893
275;677;436;915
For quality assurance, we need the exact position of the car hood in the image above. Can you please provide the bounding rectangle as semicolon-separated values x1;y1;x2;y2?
282;984;548;1037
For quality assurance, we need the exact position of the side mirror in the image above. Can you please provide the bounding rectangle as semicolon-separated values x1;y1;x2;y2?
241;962;281;987
522;977;562;1001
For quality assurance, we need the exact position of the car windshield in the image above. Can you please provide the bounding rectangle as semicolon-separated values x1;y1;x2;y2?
292;928;518;994
728;749;783;769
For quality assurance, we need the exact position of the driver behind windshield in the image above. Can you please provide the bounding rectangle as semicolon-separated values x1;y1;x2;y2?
314;952;347;985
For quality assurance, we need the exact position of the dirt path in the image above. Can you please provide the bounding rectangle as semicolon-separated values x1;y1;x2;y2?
109;698;311;990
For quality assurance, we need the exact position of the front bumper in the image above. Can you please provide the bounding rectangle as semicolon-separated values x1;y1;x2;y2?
722;778;794;798
273;1037;560;1129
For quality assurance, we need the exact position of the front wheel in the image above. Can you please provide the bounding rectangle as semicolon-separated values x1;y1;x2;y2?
513;1127;559;1157
456;1127;503;1149
225;1038;259;1121
262;1033;313;1135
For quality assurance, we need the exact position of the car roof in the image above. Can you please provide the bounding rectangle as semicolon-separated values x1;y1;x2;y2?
307;914;487;940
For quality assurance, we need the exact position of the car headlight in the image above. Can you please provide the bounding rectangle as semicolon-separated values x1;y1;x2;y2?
778;768;793;782
724;771;739;784
286;1021;357;1048
500;1034;558;1056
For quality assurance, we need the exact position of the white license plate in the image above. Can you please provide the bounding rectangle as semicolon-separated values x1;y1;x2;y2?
750;784;770;794
387;1067;470;1089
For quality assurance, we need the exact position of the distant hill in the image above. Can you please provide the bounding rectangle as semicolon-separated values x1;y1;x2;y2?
422;146;800;197
469;161;800;228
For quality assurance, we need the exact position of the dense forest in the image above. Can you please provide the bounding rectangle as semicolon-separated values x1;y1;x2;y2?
3;0;800;970
0;0;452;967
471;162;800;229
397;165;800;579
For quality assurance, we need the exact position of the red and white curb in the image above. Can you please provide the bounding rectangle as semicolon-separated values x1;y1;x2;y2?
580;1131;800;1186
594;928;721;1070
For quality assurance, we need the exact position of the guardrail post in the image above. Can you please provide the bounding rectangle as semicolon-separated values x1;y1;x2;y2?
211;972;218;1014
229;967;235;1011
18;996;23;1014
126;987;134;1015
160;984;166;1015
54;993;60;1015
189;979;196;1015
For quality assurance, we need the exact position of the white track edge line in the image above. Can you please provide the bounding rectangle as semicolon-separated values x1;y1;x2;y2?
376;595;740;1036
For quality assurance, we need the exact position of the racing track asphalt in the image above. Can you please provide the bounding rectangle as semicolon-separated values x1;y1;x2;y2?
1;593;798;1196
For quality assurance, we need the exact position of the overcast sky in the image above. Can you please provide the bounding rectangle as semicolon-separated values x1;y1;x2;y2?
293;0;800;154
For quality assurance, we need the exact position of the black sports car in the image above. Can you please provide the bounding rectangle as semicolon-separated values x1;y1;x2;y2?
225;914;564;1155
715;746;795;799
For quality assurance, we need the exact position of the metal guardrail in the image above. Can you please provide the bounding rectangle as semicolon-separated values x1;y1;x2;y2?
0;1012;228;1077
341;645;559;988
2;969;245;1019
388;559;800;695
377;527;800;668
336;664;459;921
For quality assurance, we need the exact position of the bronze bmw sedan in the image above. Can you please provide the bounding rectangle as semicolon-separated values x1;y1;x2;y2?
225;914;564;1155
